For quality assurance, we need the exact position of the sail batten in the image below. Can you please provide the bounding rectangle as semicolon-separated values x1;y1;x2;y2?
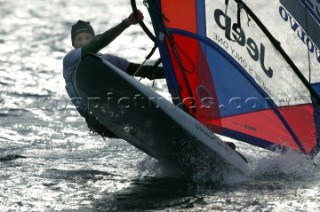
147;0;320;157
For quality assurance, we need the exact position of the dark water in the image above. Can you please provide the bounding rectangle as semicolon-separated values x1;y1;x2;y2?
1;0;320;211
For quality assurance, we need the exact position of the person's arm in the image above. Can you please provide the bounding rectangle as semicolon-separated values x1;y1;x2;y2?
82;20;129;55
127;63;165;80
81;10;144;55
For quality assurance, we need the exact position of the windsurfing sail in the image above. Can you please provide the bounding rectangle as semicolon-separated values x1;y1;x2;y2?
144;0;320;157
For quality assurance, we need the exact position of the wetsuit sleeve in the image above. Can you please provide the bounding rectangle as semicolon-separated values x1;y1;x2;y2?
126;63;165;80
81;20;129;55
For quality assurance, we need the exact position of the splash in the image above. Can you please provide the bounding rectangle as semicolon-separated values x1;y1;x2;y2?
252;149;318;179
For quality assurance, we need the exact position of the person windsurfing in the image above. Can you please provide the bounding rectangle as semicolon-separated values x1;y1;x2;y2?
63;10;165;138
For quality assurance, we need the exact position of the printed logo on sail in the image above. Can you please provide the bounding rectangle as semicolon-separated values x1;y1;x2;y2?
279;5;320;64
213;9;274;78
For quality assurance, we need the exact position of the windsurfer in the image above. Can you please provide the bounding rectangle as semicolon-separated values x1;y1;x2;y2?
63;10;165;138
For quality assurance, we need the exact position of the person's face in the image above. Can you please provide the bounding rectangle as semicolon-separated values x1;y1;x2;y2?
73;32;93;48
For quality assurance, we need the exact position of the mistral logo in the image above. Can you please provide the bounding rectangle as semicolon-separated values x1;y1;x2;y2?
214;9;274;78
279;5;320;64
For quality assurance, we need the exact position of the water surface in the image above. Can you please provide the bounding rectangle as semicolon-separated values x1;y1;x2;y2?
1;0;320;211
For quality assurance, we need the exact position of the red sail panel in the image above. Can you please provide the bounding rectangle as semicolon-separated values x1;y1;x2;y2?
165;35;222;130
162;1;197;33
219;110;301;152
279;105;317;153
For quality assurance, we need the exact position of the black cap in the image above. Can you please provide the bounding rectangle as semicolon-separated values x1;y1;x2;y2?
71;20;95;45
